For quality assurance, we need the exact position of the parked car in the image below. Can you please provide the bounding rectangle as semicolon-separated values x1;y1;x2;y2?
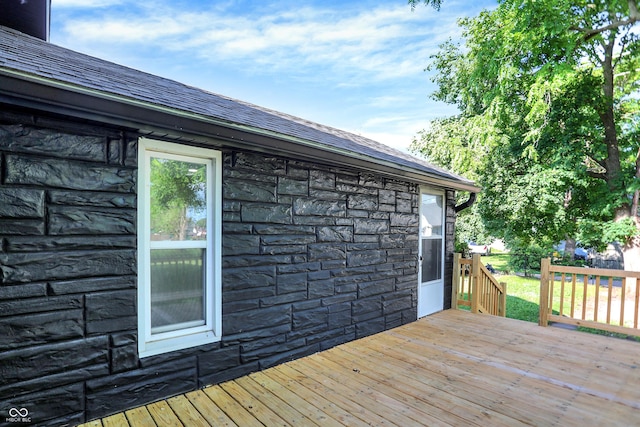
553;241;590;261
468;242;491;256
574;247;588;260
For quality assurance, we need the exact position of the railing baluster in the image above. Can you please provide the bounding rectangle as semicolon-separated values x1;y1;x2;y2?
635;279;640;329
570;274;576;318
582;274;588;320
620;277;626;327
594;276;600;322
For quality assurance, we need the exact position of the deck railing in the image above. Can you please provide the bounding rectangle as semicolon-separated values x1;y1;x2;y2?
453;253;507;316
539;258;640;337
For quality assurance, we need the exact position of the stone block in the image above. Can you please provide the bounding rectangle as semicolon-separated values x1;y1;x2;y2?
358;174;383;188
241;203;292;224
355;317;386;338
258;344;319;370
352;298;382;319
277;262;321;274
347;250;386;268
397;197;412;213
0;294;83;317
261;244;307;255
309;170;335;189
292;306;328;330
232;152;286;175
347;194;378;210
86;360;197;421
353;218;389;234
0;282;47;300
48;190;135;208
223;266;276;291
378;189;396;204
223;234;260;256
253;224;315;235
390;212;419;227
308;279;335;299
222;254;291;268
111;344;139;373
49;276;136;295
111;332;136;347
0;336;108;383
0;124;106;160
277;273;308;294
358;279;395;298
224;179;276;202
317;226;353;242
241;337;306;363
223;305;292;335
0;250;135;284
5;155;135;192
48;206;135;235
0;219;45;235
293;198;346;217
260;234;316;246
1;309;84;350
85;290;136;334
7;235;136;252
198;345;241;376
278;177;308;195
382;294;413;315
2;382;85;427
0;188;44;218
308;243;346;261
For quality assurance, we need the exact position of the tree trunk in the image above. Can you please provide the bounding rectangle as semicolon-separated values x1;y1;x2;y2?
598;31;640;273
564;237;576;259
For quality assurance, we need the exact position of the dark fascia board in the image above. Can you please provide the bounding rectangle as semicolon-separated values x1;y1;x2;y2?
0;69;481;193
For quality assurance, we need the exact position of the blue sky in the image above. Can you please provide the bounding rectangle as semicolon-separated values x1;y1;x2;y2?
50;0;495;153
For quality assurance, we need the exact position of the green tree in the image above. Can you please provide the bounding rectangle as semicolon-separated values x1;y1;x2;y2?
410;0;640;271
150;158;206;241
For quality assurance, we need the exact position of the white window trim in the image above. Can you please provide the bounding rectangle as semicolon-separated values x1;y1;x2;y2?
137;138;222;358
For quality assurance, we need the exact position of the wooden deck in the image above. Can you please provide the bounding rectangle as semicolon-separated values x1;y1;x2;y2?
81;310;640;426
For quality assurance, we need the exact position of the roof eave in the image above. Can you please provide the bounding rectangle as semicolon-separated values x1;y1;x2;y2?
0;69;481;193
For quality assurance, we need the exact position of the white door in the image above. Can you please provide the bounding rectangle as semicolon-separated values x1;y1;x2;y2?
418;190;444;317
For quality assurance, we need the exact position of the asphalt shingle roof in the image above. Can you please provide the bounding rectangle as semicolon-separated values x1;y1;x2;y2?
0;25;476;189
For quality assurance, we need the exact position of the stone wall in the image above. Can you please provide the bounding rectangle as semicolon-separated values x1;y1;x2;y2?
0;110;451;425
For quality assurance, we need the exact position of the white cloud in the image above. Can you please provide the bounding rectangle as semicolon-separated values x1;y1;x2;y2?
55;2;456;85
54;0;124;8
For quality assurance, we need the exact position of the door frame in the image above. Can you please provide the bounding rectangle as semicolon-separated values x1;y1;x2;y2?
417;187;445;318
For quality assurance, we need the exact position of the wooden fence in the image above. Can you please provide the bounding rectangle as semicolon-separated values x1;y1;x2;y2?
539;258;640;337
453;253;507;317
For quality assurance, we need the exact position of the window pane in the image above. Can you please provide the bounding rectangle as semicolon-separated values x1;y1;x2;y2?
420;194;443;237
421;238;442;282
150;157;207;241
150;248;205;333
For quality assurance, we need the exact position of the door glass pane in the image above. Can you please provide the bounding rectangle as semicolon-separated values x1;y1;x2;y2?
422;238;442;282
150;248;205;333
150;157;207;241
420;194;443;237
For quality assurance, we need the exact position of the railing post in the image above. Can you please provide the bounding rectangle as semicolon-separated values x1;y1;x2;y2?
452;253;461;310
539;257;550;326
500;282;507;317
471;254;480;314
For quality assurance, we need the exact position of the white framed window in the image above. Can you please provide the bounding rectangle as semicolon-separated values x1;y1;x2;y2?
138;138;222;358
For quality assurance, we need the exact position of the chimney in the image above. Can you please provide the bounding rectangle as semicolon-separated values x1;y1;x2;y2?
0;0;51;41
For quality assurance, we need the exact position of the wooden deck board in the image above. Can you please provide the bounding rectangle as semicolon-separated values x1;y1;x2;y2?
81;310;640;427
124;406;156;427
184;390;237;427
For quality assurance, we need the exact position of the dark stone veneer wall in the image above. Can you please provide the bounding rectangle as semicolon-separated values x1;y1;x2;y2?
0;111;455;425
